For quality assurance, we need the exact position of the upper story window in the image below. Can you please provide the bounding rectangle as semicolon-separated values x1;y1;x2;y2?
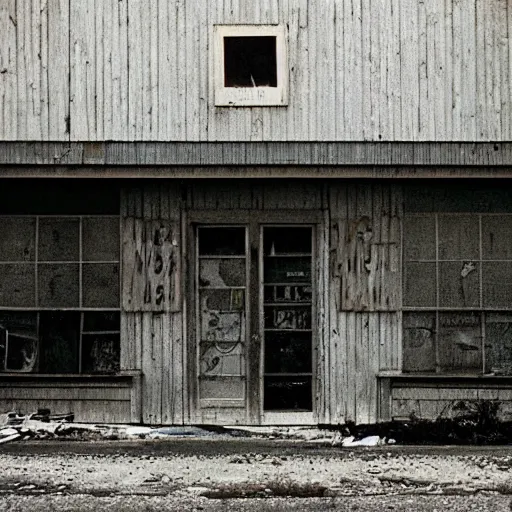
214;25;288;107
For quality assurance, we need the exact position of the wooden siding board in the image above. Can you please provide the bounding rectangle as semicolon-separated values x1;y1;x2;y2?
0;0;17;140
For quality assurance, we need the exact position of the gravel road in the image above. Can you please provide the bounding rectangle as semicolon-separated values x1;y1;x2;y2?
1;440;512;511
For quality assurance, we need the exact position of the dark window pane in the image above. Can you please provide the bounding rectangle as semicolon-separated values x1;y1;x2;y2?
264;332;312;373
83;218;120;261
264;306;311;330
39;311;80;373
81;334;120;374
0;312;38;372
403;262;436;307
264;376;312;411
264;285;312;303
486;313;512;375
263;227;312;255
82;311;120;332
439;261;480;308
201;310;245;343
224;36;277;87
82;263;119;308
403;216;436;261
483;262;512;308
38;218;79;261
482;216;512;260
38;264;79;307
264;257;311;284
438;312;482;373
438;215;479;260
199;259;245;287
0;218;36;261
403;313;436;372
0;264;35;307
198;227;245;256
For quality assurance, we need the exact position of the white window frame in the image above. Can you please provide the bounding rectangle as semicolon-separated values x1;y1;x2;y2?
213;24;288;107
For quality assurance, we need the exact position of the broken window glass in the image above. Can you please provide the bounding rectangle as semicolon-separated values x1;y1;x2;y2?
81;334;120;374
0;312;38;372
263;227;312;255
439;261;480;308
199;259;246;288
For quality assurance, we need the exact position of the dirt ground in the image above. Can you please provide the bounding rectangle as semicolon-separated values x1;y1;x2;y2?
1;439;512;511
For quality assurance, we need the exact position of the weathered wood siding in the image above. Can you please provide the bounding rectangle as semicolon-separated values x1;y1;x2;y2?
322;183;402;424
0;376;134;423
2;0;511;141
121;184;187;425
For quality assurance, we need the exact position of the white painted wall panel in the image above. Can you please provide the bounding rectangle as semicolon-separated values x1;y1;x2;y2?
2;0;512;141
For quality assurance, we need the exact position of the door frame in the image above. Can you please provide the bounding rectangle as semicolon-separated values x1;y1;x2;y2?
187;209;323;425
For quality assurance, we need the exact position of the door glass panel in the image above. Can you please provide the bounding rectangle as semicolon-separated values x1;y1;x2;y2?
197;226;247;401
263;226;313;412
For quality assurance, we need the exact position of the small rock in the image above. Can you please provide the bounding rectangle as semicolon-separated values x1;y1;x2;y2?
161;475;171;484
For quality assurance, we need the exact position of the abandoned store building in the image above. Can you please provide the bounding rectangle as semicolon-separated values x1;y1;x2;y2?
1;0;512;426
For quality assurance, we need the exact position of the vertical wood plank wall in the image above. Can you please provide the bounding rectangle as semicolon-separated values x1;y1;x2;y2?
326;183;403;425
2;0;511;141
121;184;187;425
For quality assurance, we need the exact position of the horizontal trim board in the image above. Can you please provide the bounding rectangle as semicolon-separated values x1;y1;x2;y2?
4;166;512;180
1;142;512;167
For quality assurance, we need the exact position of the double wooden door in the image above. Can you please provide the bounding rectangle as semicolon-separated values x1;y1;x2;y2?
192;219;316;424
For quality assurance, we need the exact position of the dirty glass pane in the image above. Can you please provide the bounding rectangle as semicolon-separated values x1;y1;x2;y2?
438;215;479;260
263;227;312;255
438;312;482;373
82;263;120;308
264;285;312;303
483;262;512;308
264;331;312;373
199;259;245;288
403;313;436;372
198;227;245;256
439;261;480;308
38;264;79;308
264;257;311;284
38;218;79;261
0;217;36;261
264;306;312;330
0;312;38;372
200;289;244;312
403;262;436;307
0;264;35;307
82;217;120;261
81;334;120;374
264;376;312;411
199;377;245;399
486;313;512;375
39;311;80;373
482;216;512;260
403;215;436;261
199;340;245;376
82;311;120;332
